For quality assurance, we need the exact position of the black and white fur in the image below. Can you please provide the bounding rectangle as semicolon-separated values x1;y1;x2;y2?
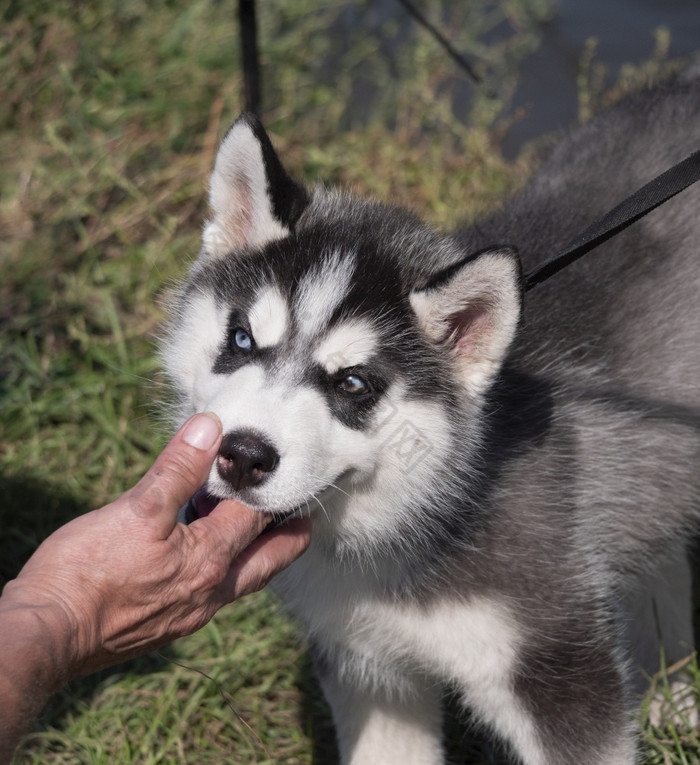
162;74;700;764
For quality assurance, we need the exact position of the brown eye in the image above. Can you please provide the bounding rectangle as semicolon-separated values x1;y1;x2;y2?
337;373;370;396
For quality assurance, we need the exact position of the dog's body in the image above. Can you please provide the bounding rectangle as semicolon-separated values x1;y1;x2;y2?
163;74;700;764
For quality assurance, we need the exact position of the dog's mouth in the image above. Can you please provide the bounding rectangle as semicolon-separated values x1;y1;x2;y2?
181;488;302;525
181;488;219;523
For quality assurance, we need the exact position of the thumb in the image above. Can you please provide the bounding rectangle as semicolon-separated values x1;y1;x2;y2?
126;413;223;538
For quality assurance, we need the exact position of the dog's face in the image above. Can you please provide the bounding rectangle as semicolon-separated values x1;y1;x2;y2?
162;115;522;533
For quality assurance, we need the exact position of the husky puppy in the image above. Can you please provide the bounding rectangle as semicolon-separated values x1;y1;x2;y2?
162;74;700;764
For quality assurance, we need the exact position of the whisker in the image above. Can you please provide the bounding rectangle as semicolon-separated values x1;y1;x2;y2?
309;493;331;524
304;472;353;500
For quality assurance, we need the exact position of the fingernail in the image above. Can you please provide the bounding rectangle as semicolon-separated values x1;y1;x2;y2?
182;412;222;450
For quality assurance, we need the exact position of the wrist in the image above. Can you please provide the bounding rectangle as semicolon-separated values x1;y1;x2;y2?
0;586;77;696
0;593;77;761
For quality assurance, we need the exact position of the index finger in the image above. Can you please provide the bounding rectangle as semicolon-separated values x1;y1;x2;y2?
219;515;313;602
190;497;271;558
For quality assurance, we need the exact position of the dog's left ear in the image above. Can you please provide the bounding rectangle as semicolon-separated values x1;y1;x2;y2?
201;114;309;259
410;247;523;397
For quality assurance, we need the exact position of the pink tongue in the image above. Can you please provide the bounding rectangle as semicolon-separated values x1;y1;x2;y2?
192;489;220;518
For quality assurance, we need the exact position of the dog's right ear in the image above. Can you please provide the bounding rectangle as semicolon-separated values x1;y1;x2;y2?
200;114;309;260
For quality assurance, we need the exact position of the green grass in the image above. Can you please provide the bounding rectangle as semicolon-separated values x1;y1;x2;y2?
1;0;699;762
640;652;700;764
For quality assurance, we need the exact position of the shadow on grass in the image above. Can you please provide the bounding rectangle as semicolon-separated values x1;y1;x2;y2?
0;473;86;586
295;652;339;765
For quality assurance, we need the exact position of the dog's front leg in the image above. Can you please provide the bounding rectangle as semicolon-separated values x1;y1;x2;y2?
320;672;444;765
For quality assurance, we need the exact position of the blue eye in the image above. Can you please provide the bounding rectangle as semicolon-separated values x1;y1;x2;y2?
337;373;370;396
233;328;253;351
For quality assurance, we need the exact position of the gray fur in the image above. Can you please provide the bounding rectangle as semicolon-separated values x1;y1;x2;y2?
163;75;700;764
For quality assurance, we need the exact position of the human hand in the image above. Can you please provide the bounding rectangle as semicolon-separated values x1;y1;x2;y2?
0;413;312;687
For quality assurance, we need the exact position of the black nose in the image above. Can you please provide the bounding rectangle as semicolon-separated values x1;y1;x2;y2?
217;431;279;490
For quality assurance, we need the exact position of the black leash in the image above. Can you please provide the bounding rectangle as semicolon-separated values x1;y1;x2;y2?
523;149;700;291
397;0;481;85
239;0;261;116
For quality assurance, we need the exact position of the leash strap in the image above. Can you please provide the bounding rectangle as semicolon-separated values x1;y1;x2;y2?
523;149;700;291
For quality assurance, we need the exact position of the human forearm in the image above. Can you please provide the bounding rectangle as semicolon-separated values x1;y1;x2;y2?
0;600;71;763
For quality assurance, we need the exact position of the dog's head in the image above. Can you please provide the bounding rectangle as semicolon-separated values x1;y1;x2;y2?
162;115;522;534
